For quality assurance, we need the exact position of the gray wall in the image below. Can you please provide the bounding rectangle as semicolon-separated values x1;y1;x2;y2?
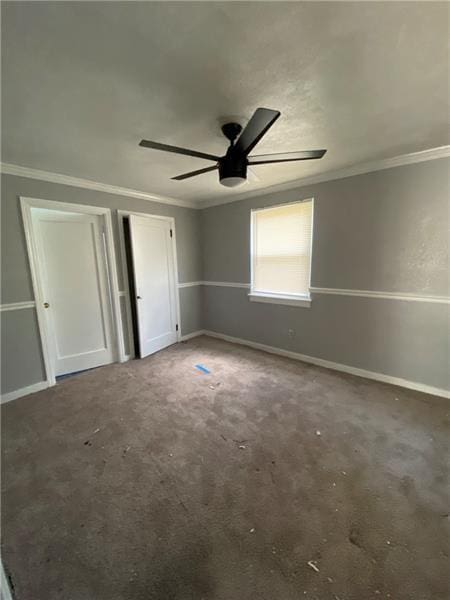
202;158;450;390
2;158;449;396
1;173;203;394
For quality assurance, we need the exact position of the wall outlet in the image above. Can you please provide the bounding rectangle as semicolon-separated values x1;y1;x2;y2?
288;328;296;338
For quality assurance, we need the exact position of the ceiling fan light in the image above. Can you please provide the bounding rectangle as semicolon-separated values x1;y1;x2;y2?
220;176;247;188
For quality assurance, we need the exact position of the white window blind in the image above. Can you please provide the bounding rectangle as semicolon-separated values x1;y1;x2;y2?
252;200;313;296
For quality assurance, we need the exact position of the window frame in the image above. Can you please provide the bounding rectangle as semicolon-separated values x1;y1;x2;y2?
249;198;314;308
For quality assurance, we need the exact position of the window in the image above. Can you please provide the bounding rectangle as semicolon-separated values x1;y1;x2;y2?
250;199;313;307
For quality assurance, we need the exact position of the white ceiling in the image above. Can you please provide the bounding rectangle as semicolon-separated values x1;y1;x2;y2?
2;2;449;205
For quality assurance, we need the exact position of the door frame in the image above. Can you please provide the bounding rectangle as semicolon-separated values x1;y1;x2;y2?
117;210;182;359
20;196;125;387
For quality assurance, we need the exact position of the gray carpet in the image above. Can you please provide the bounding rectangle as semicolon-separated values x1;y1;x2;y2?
1;336;449;600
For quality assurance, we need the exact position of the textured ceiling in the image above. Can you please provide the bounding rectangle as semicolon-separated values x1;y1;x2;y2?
2;1;449;204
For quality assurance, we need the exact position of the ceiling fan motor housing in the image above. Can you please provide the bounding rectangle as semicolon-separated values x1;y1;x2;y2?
219;150;248;187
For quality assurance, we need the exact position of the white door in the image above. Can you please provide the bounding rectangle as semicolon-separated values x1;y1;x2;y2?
128;215;178;358
32;208;115;376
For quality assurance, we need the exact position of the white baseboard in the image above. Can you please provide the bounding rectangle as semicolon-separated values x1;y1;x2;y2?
203;330;450;399
180;330;206;341
3;334;447;402
1;559;13;600
1;380;50;404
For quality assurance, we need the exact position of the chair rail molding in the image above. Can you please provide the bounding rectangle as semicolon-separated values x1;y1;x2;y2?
176;282;450;304
310;287;450;304
177;281;204;288
0;301;36;312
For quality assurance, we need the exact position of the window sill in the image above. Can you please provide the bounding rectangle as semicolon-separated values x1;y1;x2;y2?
248;292;312;308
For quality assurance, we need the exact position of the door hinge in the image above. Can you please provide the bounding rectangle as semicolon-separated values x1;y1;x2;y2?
176;324;179;331
170;229;173;238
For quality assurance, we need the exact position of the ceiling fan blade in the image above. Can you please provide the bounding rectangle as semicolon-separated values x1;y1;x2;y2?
172;165;218;181
248;149;327;165
139;139;219;162
234;108;281;156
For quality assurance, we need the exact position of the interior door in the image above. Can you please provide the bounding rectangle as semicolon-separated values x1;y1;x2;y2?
128;215;178;358
33;208;115;376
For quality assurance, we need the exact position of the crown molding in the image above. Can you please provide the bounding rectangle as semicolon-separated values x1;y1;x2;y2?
0;162;197;209
199;145;450;209
2;145;449;211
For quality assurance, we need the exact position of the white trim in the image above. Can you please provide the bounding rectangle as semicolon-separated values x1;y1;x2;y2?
0;301;36;312
3;147;448;211
168;218;183;345
203;281;250;289
20;196;125;388
0;559;13;600
116;209;182;359
9;280;440;308
176;281;250;288
101;208;126;364
203;331;450;399
1;380;49;404
251;197;313;214
311;287;450;304
1;162;196;209
177;281;203;289
20;196;114;215
20;198;57;387
248;292;311;308
180;330;206;341
200;145;450;208
194;282;450;304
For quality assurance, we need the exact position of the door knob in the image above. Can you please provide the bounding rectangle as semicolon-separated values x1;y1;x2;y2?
43;302;50;308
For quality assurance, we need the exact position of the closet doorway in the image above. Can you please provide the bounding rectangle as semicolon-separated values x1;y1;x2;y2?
118;211;180;359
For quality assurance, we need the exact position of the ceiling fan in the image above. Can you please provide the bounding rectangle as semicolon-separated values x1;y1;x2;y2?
139;108;327;188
